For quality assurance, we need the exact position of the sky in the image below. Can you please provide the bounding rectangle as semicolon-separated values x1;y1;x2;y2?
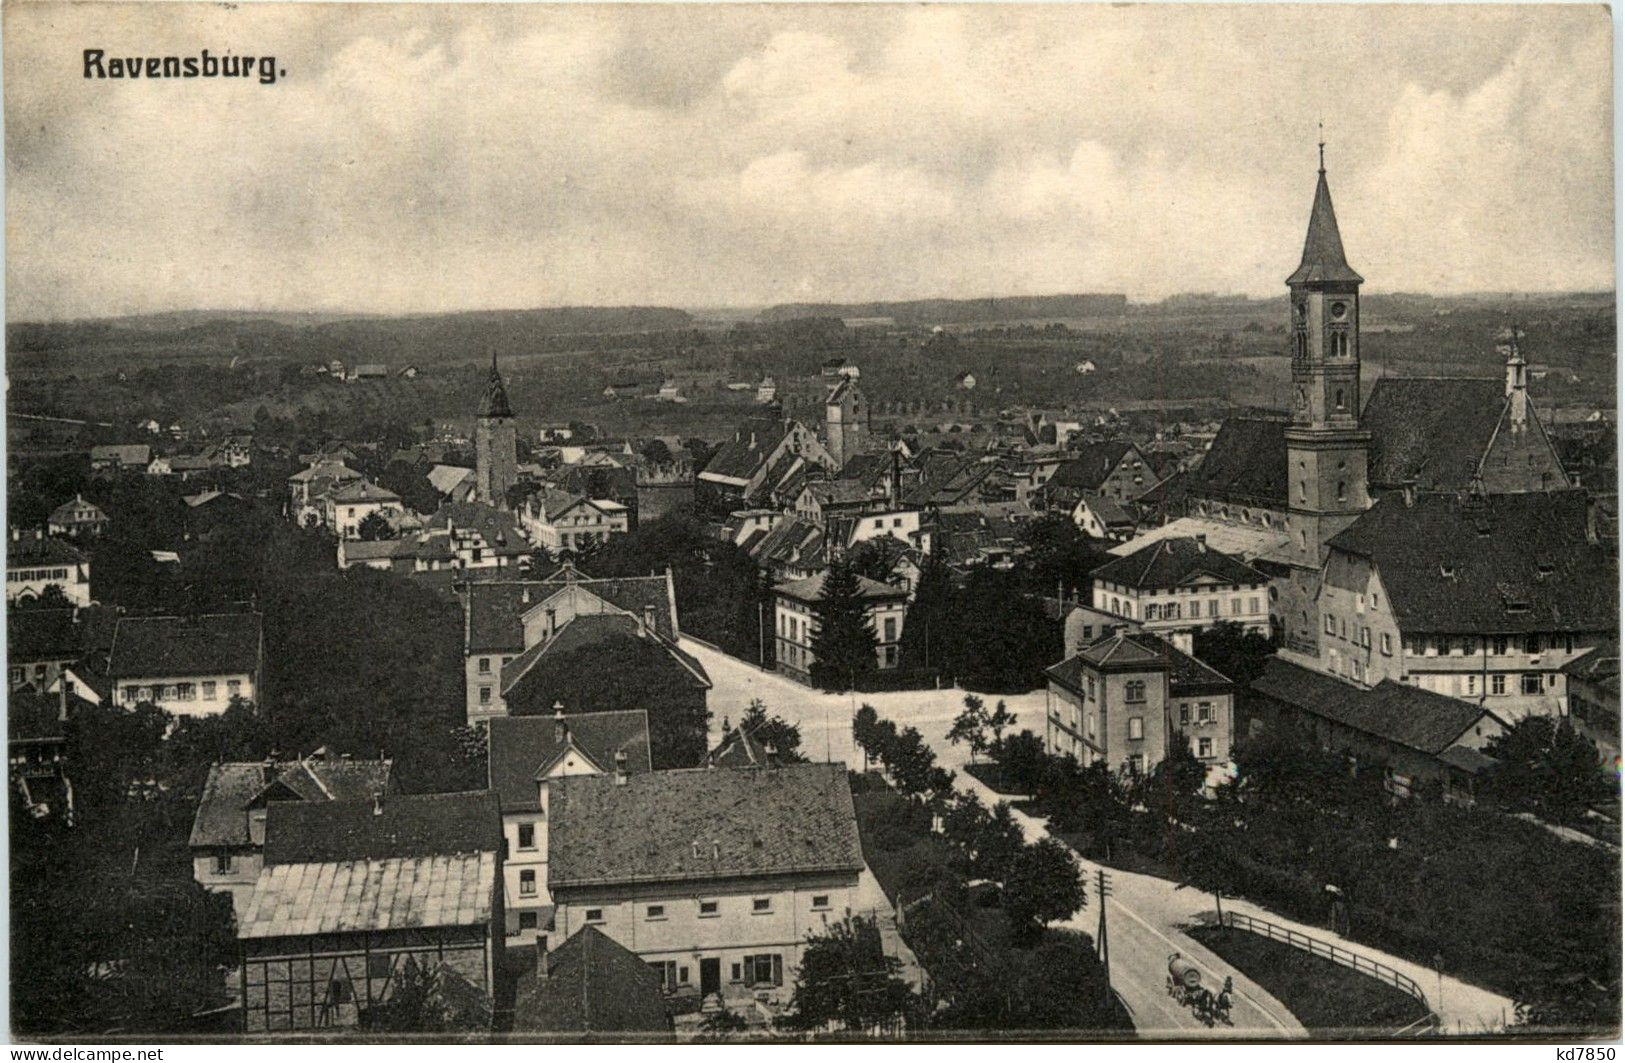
3;3;1615;320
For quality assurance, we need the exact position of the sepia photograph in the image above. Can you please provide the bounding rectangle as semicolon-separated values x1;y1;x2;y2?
2;0;1619;1046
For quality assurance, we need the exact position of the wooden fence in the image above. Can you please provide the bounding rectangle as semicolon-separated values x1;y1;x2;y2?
1219;911;1439;1035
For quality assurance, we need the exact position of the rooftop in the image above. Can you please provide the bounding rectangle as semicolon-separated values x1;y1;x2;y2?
512;926;672;1035
107;613;262;680
1093;535;1267;591
774;570;907;603
262;790;501;865
238;851;496;939
189;755;395;849
487;710;653;812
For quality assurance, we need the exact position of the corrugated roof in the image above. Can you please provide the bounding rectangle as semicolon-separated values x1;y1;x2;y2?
238;851;495;938
488;711;651;813
1251;657;1496;757
107;613;262;680
548;762;863;889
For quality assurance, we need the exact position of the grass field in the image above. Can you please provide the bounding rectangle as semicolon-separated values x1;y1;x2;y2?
1187;925;1431;1037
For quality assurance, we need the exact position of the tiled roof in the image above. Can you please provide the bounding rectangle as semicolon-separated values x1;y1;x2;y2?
8;533;87;568
1251;657;1497;757
1047;631;1232;693
7;690;75;743
189;757;395;848
803;480;874;507
1077;491;1135;526
465;572;676;653
1187;417;1289;507
480;360;514;419
513;926;672;1034
705;723;774;768
1286;169;1363;285
426;502;529;556
488;711;652;812
328;479;401;504
1093;536;1267;590
749;516;823;569
1048;442;1136;491
287;460;361;484
1362;377;1509;491
107;613;262;680
700;418;793;482
262;790;501;865
8;607;82;662
774;571;907;603
1562;640;1619;694
238;851;496;938
48;496;106;524
427;464;474;495
500;614;706;697
548;762;863;889
1326;490;1616;633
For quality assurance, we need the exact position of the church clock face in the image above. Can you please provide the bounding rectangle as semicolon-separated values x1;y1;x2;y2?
1329;301;1349;321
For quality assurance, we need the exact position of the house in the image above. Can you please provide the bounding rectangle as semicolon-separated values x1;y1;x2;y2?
697;417;837;508
498;615;710;742
89;443;150;473
189;752;396;919
1075;360;1097;375
546;762;864;1018
237;791;504;1033
1044;630;1235;775
350;363;388;382
7;529;91;606
321;479;403;539
427;463;477;502
1563;641;1619;762
9;689;84;823
901;456;1000;508
1072;492;1136;541
1061;603;1137;658
792;479;881;528
488;710;652;944
1249;657;1508;803
108;613;263;717
399;365;420;380
773;571;908;684
512;926;673;1036
326;359;346;377
287;461;364;527
145;454;173;477
755;376;778;404
1041;441;1154;509
654;381;686;403
519;490;630;554
1311;489;1616;720
1091;536;1271;652
461;567;680;724
748;516;827;584
47;495;108;538
8;607;83;693
424;502;531;571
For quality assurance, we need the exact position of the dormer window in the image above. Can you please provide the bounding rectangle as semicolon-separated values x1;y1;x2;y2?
1439;563;1455;578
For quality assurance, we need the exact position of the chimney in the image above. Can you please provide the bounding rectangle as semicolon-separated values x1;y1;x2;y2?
261;755;276;786
372;790;384;816
553;703;567;745
521;586;531;605
614;750;629;785
1194;534;1207;553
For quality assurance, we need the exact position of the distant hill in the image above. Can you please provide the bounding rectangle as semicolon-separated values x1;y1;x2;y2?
758;293;1129;325
6;305;698;375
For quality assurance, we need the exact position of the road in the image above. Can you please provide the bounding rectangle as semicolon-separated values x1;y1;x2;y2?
685;637;1513;1036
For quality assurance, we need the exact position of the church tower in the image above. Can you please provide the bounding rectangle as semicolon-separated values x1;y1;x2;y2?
1284;148;1370;520
475;353;518;509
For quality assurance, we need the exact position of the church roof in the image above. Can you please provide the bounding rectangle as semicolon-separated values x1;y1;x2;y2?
480;357;514;419
1187;417;1290;507
1287;169;1363;286
1362;377;1510;491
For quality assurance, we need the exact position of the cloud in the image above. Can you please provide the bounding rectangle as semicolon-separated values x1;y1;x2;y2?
3;4;1612;319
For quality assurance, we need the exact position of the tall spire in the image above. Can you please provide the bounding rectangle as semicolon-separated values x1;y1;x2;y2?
1286;154;1362;286
479;352;513;419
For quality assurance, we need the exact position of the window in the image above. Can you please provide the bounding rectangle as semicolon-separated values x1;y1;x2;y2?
1360;627;1371;649
744;954;783;986
1325;615;1336;635
1231;598;1242;616
177;682;195;701
479;686;492;706
214;852;234;874
1198;703;1216;724
517;824;536;850
731;963;743;983
202;680;217;699
1250;597;1261;615
1524;633;1541;654
699;900;719;917
367;952;392;979
811;895;831;910
650;960;679;992
1299;480;1307;503
1179;704;1190;725
478;657;491;674
1337;481;1346;501
1197;737;1213;759
1146;604;1160;621
228;680;242;697
646;905;665;920
1380;633;1393;656
1166;602;1181;620
1563;633;1575;654
585;908;604;923
883;617;897;642
1086;714;1096;740
1124;680;1146;703
1128;754;1146;776
1207;599;1218;618
520;870;537;897
1491;674;1507;696
328;979;353;1005
752;898;772;914
519;911;538;931
1465;674;1479;696
1335;388;1346;410
1085;676;1095;702
1493;635;1509;656
123;686;139;703
1521;673;1544;695
1128;717;1144;741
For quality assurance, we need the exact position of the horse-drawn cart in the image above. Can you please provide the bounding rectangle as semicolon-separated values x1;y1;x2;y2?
1166;954;1233;1027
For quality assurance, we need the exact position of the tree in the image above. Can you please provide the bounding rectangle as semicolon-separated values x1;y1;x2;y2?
990;730;1048;795
809;559;878;692
1003;838;1086;944
946;695;990;764
1140;742;1207;824
975;803;1027;884
356;510;395;541
1193;621;1276;687
364;956;490;1033
12;584;72;611
788;917;919;1032
639;438;674;467
1176;823;1242;923
740;698;806;763
848;536;908;585
852;704;880;771
1482;716;1610;826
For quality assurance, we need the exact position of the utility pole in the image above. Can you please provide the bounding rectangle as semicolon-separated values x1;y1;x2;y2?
1097;867;1113;990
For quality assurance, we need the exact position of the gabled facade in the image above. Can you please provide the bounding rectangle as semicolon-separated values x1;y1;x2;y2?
7;529;91;606
697;418;836;507
519;490;630;554
1091;536;1270;653
109;613;263;718
47;495;108;538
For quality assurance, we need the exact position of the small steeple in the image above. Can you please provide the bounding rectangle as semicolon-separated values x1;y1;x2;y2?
479;351;513;419
1287;146;1363;286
